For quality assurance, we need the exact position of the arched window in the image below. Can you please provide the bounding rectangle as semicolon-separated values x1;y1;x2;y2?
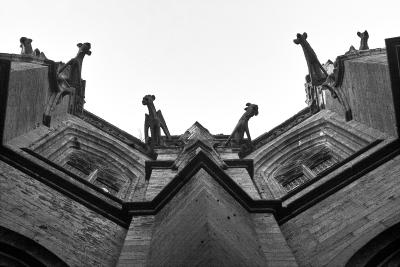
26;123;145;200
274;145;339;191
0;226;68;266
346;222;400;267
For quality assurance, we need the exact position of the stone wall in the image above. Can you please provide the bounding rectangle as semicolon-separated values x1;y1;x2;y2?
325;53;397;137
281;153;400;266
118;168;297;266
0;159;127;266
2;61;71;143
3;62;49;143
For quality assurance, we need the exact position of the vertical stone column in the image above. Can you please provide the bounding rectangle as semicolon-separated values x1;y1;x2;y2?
0;59;11;144
117;215;155;267
252;213;298;266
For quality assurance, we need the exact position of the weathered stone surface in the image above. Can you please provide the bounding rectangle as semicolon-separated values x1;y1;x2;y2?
3;63;49;143
250;109;382;199
253;213;298;267
224;167;260;199
325;53;397;137
145;169;176;201
0;160;127;266
281;154;400;266
117;215;155;267
144;168;294;266
8;115;148;200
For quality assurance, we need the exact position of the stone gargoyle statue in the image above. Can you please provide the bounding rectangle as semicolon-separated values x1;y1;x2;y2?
294;33;330;89
43;42;91;125
225;103;258;147
357;30;369;50
346;31;370;54
142;95;171;146
20;37;47;59
295;32;352;121
294;32;339;108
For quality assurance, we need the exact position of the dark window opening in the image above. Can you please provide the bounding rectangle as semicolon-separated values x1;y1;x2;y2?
275;146;340;192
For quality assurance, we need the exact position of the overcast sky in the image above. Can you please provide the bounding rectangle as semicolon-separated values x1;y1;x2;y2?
1;0;399;139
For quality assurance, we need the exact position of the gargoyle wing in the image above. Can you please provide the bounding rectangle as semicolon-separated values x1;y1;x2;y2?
157;110;171;139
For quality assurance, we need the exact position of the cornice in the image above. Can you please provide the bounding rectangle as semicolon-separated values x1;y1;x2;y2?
126;150;283;216
278;139;400;224
79;110;156;159
0;146;130;228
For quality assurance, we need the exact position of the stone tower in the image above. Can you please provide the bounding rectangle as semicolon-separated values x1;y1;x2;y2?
1;34;400;266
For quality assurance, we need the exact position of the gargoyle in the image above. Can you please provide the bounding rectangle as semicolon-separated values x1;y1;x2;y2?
142;95;171;146
294;32;328;87
20;37;47;59
43;42;91;125
357;30;369;50
295;32;352;120
295;32;340;115
225;103;258;147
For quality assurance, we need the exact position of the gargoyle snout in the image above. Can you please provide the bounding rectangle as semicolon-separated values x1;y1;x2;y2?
245;103;259;116
293;32;307;45
142;95;155;105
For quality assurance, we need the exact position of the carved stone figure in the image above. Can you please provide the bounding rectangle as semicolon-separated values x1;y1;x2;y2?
57;43;91;89
358;31;369;50
295;32;337;113
20;37;33;55
43;43;91;125
20;37;47;59
142;95;171;146
225;103;258;147
295;33;352;120
294;32;328;87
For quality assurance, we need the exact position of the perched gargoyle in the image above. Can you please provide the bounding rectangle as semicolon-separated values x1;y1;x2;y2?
225;103;258;147
294;32;328;87
43;42;91;125
346;31;370;54
142;95;171;146
295;32;352;121
20;37;47;59
57;42;91;89
357;30;369;50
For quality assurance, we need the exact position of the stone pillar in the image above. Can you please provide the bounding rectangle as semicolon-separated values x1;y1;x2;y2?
252;213;298;266
117;215;155;267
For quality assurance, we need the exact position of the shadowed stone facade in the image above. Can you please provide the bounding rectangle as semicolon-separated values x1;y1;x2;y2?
0;34;400;266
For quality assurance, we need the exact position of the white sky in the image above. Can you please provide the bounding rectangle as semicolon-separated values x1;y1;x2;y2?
1;0;399;139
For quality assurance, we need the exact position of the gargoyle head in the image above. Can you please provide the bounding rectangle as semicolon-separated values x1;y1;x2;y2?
20;37;33;54
142;95;156;105
293;32;308;45
357;30;369;40
245;103;258;117
77;42;92;56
